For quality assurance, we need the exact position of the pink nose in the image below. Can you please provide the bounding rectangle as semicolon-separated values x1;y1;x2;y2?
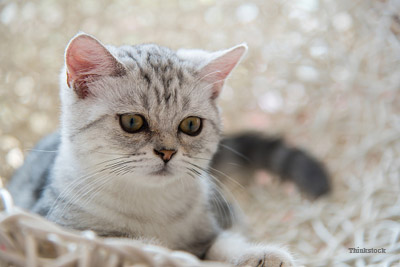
153;149;177;163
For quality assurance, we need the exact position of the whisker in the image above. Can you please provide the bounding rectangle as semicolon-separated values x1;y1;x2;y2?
185;164;237;224
205;173;240;224
185;166;231;222
46;167;110;217
187;78;226;97
207;166;245;190
26;149;58;153
57;176;108;217
77;175;113;211
219;143;252;163
194;169;235;223
92;151;146;156
105;158;150;169
182;154;212;162
183;160;245;192
190;70;223;90
92;156;132;168
47;155;135;217
185;171;197;180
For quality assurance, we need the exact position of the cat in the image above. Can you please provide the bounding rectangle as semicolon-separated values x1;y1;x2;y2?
8;33;330;266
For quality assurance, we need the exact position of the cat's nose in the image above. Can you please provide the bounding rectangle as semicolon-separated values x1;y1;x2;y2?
153;149;177;163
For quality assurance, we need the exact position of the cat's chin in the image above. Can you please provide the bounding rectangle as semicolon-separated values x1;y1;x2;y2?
150;167;172;176
144;165;180;183
117;164;184;187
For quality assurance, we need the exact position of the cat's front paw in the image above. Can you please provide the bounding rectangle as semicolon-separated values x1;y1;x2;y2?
234;246;295;267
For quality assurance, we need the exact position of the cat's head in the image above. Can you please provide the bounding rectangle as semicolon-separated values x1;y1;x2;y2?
60;33;246;186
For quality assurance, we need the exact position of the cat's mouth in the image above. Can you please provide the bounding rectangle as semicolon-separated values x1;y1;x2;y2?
150;165;171;176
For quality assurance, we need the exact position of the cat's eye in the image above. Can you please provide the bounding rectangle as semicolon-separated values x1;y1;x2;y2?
119;114;146;133
179;117;202;136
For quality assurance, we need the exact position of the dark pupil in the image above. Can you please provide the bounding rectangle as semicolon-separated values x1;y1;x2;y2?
188;120;194;131
130;117;135;127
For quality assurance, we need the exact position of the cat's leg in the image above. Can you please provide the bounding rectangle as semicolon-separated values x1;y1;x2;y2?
205;231;295;267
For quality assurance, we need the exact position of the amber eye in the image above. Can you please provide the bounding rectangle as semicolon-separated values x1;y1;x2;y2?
120;114;145;133
179;117;202;136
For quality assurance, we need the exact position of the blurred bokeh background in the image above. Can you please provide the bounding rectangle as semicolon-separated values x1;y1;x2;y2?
1;0;400;265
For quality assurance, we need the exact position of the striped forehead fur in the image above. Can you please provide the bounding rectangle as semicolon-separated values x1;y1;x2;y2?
87;44;217;115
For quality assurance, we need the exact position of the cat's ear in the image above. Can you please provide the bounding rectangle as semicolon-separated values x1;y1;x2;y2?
198;44;247;99
65;33;126;99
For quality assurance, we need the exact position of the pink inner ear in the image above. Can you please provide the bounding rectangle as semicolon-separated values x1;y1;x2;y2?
65;34;125;99
199;45;247;99
66;35;116;81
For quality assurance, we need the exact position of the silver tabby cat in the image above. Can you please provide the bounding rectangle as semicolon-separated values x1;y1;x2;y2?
9;33;330;266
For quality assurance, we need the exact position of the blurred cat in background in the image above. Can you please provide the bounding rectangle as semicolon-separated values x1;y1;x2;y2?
8;33;330;266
